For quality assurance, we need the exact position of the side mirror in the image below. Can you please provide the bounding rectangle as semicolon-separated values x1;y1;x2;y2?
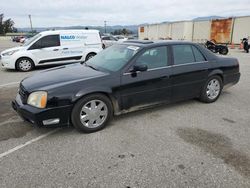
132;64;148;72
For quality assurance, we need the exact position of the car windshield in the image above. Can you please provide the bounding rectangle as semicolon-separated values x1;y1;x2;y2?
22;34;42;46
86;44;140;72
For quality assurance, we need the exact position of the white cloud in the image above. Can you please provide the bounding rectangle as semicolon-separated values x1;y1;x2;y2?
1;0;250;27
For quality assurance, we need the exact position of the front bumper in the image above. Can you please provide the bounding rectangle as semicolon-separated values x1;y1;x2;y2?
1;55;16;69
12;94;73;127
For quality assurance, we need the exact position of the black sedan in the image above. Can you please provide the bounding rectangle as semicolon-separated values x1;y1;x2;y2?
12;41;240;133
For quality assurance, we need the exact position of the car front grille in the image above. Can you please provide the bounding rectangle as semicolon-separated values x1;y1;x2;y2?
19;84;28;104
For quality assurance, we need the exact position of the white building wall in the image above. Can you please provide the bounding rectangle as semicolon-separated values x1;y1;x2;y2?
147;24;159;40
157;23;171;39
138;27;145;40
193;20;211;43
138;16;250;44
171;22;185;40
183;21;193;41
232;16;250;44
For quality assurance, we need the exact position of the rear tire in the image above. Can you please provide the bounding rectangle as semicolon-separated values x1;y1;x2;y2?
71;94;113;133
16;58;34;72
199;76;223;103
219;48;228;55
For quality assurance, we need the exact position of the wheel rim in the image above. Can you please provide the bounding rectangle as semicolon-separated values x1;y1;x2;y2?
206;79;220;100
80;100;108;128
19;59;31;71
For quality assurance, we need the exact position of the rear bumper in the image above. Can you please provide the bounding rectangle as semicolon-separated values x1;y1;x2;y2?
12;94;73;127
223;72;240;89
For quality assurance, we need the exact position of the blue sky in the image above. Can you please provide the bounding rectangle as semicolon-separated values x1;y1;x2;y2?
1;0;250;27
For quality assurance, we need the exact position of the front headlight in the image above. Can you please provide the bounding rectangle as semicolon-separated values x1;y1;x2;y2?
2;50;19;56
27;91;47;108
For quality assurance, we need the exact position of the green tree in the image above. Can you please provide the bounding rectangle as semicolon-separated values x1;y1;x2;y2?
111;28;133;36
0;14;16;35
0;14;4;34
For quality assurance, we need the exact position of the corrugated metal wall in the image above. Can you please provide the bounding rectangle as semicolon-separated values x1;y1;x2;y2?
232;16;250;44
138;16;250;44
210;18;232;43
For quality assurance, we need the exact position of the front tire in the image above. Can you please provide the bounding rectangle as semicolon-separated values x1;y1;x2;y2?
85;53;96;61
199;76;223;103
71;94;113;133
16;58;34;72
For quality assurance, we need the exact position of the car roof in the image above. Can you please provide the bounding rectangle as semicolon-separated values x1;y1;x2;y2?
123;40;196;47
40;29;100;36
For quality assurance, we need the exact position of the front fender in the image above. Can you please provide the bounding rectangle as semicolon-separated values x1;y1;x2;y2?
73;86;112;102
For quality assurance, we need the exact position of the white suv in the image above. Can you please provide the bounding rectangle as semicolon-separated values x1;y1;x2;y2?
0;30;103;71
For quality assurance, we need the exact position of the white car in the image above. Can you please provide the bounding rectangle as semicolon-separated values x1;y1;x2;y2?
114;35;128;42
101;36;118;48
1;30;103;71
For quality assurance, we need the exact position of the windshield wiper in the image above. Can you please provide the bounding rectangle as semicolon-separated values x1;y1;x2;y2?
85;62;99;71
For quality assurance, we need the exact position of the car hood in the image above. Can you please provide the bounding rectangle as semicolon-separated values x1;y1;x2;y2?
21;63;109;91
1;46;24;54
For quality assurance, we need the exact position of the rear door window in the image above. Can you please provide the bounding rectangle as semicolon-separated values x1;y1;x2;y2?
172;45;195;65
192;46;206;62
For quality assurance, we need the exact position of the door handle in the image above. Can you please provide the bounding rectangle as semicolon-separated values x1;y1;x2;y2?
63;48;68;50
53;49;59;51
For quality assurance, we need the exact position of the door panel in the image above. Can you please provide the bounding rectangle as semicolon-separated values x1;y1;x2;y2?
170;44;211;101
120;46;171;110
121;68;171;109
29;35;63;64
171;62;210;100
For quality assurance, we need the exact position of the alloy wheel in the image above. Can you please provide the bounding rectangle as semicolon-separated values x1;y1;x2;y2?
206;79;220;100
80;100;108;128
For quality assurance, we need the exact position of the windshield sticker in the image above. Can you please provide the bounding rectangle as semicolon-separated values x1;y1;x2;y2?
127;46;140;51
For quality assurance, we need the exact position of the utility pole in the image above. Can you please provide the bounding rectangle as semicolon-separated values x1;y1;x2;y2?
28;14;33;33
104;20;107;33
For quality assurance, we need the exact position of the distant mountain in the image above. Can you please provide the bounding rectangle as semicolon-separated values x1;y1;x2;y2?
193;16;225;21
17;25;139;34
17;16;229;33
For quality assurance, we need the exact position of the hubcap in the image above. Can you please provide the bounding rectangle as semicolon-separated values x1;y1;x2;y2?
19;59;31;71
80;100;108;128
206;79;220;100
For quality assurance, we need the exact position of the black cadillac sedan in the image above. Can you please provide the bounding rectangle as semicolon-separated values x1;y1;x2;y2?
12;40;240;133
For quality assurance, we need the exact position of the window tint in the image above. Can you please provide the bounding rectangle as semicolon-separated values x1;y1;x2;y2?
173;45;195;65
192;46;206;62
29;35;60;49
110;36;118;41
136;46;168;69
102;37;110;40
40;35;60;48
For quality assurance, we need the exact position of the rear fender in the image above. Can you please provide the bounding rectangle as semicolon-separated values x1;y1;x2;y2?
208;69;224;81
